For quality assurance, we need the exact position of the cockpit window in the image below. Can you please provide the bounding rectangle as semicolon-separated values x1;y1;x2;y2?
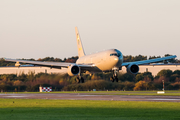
110;49;122;57
110;53;121;57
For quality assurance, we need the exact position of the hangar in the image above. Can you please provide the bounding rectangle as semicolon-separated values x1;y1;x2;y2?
0;63;180;76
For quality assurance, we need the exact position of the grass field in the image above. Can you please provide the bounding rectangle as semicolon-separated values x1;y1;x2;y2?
0;98;180;120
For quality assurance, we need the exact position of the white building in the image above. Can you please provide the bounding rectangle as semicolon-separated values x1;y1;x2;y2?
0;66;66;75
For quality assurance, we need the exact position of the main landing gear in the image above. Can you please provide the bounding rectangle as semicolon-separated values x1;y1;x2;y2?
76;76;84;83
110;70;118;82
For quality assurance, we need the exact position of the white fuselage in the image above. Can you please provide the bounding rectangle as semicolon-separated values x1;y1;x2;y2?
76;49;123;72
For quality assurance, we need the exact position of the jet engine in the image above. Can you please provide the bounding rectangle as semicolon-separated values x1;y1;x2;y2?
126;64;139;74
67;65;80;76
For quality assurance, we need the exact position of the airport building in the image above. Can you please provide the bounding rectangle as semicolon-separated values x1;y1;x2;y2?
0;66;67;75
0;64;180;76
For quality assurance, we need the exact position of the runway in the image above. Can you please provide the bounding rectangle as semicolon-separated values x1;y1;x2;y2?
0;93;180;102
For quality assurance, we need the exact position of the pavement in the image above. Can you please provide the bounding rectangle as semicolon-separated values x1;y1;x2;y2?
0;93;180;102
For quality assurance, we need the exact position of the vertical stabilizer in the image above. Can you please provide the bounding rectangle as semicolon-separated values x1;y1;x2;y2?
75;27;85;58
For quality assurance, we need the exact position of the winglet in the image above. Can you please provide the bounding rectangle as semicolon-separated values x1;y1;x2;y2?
75;27;85;58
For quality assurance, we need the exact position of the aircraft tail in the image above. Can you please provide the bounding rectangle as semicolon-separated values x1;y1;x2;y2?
75;27;85;58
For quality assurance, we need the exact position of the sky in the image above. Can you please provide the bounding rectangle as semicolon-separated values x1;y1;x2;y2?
0;0;180;60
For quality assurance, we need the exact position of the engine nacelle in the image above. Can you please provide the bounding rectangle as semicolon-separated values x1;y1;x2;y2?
126;64;139;74
67;65;80;76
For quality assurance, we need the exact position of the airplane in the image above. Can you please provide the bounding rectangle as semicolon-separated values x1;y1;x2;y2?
4;27;177;83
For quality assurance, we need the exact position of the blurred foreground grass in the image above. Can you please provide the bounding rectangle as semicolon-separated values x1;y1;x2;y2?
0;99;180;120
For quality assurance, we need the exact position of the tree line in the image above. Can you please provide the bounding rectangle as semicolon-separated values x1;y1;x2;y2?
0;69;180;92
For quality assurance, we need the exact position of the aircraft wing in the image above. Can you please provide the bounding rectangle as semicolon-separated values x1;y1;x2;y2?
4;58;73;69
122;55;177;66
4;58;101;72
4;58;96;69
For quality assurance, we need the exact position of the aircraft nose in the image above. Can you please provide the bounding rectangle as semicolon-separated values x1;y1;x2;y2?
114;56;122;67
114;57;119;61
113;56;120;65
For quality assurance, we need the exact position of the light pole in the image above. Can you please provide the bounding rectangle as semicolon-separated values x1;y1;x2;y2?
162;80;164;91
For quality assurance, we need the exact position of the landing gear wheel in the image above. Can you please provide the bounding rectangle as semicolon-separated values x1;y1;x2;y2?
81;77;84;83
110;77;114;82
76;76;84;83
114;76;118;82
110;75;118;82
76;77;80;83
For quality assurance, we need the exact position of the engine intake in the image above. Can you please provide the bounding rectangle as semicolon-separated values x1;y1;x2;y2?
67;65;80;76
126;64;139;74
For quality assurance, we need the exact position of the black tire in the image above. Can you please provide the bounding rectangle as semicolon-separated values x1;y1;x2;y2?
76;77;80;83
81;77;84;83
115;76;118;82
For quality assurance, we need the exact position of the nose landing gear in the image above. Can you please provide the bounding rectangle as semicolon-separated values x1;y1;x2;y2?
110;75;118;82
110;70;119;82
